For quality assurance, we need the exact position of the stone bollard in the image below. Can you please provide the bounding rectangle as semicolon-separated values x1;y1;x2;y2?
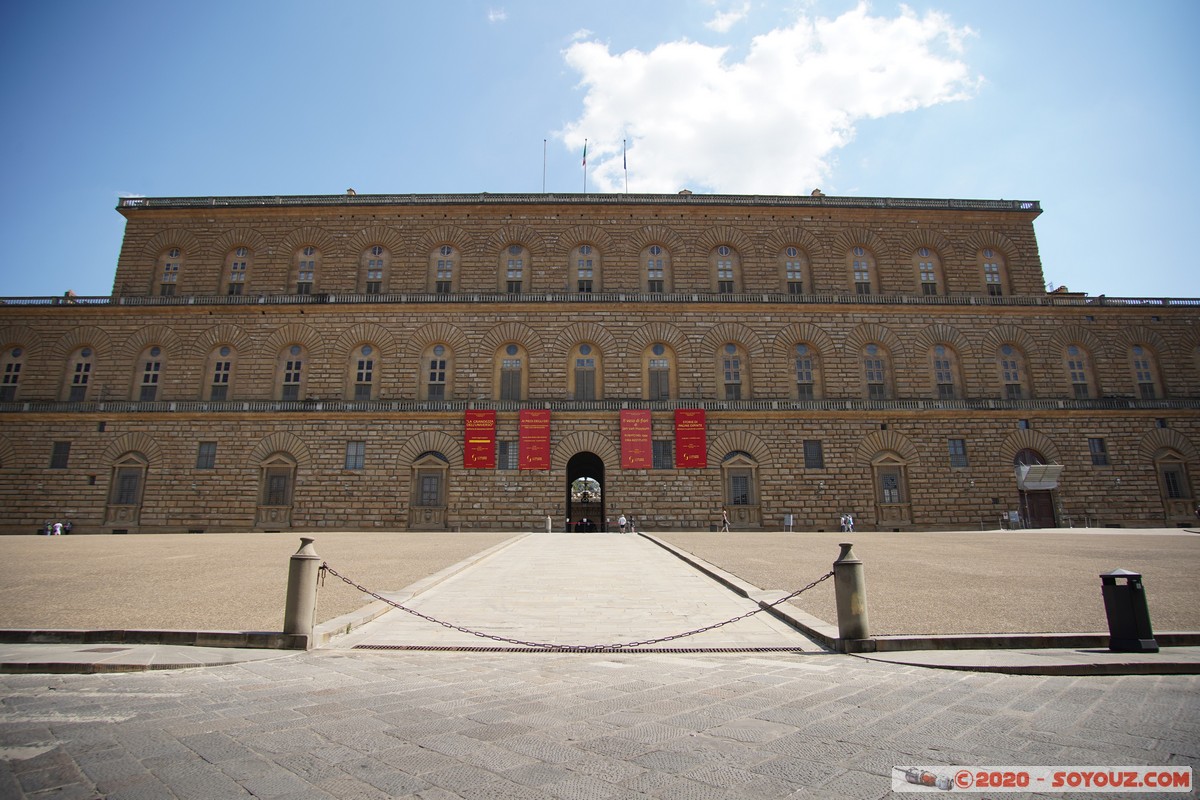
283;537;321;649
833;542;871;652
546;515;553;533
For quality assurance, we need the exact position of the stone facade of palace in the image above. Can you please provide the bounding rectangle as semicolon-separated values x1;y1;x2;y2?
0;192;1196;534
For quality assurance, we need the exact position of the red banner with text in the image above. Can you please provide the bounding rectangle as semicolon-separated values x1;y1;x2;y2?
519;409;552;470
464;410;496;469
620;409;653;469
674;409;707;469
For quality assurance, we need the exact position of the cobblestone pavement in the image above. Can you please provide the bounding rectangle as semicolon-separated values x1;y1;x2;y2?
1;649;1197;799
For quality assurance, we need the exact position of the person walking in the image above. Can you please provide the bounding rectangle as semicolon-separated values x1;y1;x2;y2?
720;509;731;532
618;513;627;533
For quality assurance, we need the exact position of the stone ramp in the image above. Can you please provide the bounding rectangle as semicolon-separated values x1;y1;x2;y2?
331;533;824;651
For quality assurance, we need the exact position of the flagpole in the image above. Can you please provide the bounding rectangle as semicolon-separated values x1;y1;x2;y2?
582;138;588;194
542;139;547;193
623;138;628;194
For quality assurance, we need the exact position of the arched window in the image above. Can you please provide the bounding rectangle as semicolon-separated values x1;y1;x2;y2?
711;245;739;294
862;343;891;400
1065;343;1094;399
501;244;528;294
915;247;942;296
873;451;911;525
850;246;875;295
781;246;808;295
794;342;823;400
257;452;296;528
349;344;376;401
361;245;388;294
205;345;235;401
1155;449;1193;516
1;345;24;402
644;244;670;293
495;343;526;401
107;451;148;526
432;245;456;294
1130;344;1162;400
157;248;182;296
134;346;165;402
277;345;306;401
569;342;602;400
422;343;453;401
410;451;449;530
998;343;1028;400
722;451;760;528
294;246;318;294
931;344;962;400
980;248;1007;296
572;244;599;293
225;247;250;295
718;342;748;400
64;347;95;402
644;342;676;400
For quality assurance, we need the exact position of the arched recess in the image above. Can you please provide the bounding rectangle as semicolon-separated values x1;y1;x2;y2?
555;431;618;532
49;326;113;363
552;430;619;470
479;321;544;360
330;323;397;363
103;432;163;465
626;322;690;362
139;229;202;261
249;432;313;469
0;435;17;469
484;224;548;259
345;225;407;257
896;229;956;263
772;322;837;360
261;323;326;361
831;228;892;262
121;325;185;361
1139;430;1197;525
709;430;772;467
627;224;688;257
999;429;1062;466
760;225;826;262
190;324;254;358
912;323;975;398
555;224;618;260
553;322;619;362
0;325;41;358
701;322;764;400
694;225;755;257
398;431;462;531
278;226;340;258
962;230;1023;263
211;227;269;256
416;224;476;257
844;323;905;359
856;431;919;528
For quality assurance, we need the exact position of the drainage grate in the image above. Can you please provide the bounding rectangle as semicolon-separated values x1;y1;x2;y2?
352;644;815;654
79;647;132;653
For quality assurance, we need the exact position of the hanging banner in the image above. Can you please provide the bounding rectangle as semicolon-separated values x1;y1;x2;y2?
464;409;496;469
519;409;551;470
621;409;653;469
674;409;707;468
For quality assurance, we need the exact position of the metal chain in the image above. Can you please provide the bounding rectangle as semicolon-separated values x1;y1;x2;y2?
319;562;834;652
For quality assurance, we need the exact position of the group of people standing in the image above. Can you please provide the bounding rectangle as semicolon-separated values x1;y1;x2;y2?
43;520;72;535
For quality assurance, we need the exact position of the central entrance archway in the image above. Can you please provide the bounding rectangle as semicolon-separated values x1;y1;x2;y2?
566;451;605;532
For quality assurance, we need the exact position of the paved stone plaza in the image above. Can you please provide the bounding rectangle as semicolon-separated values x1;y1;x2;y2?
2;649;1198;799
1;530;1198;798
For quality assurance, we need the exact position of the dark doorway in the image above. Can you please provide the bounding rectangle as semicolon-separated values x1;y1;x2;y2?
566;452;605;532
1015;448;1057;528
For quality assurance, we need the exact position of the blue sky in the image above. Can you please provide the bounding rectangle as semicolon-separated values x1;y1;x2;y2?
1;0;1196;298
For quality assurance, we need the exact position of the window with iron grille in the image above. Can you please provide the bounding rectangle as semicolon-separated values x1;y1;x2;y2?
1088;437;1109;466
50;441;71;469
652;440;674;470
497;440;518;470
345;441;366;470
196;442;217;470
803;440;824;469
948;438;968;468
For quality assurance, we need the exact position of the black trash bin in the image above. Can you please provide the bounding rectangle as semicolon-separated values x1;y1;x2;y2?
1099;569;1158;653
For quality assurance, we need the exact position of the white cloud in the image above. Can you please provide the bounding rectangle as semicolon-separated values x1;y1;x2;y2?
705;2;751;33
559;2;979;194
487;8;507;23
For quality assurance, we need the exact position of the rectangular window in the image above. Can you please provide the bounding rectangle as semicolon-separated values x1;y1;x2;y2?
717;280;735;294
730;474;750;505
1163;467;1186;499
649;360;670;400
265;469;290;506
114;468;142;505
652;440;673;470
344;441;365;470
1088;437;1109;466
497;440;518;470
50;441;71;469
803;440;824;469
196;442;217;470
500;360;522;401
418;474;442;506
574;361;595;401
948;438;968;468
